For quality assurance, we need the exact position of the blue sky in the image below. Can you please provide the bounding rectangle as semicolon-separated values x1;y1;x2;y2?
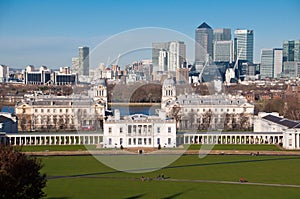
0;0;299;68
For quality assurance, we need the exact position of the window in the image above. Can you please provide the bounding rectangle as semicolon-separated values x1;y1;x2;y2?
128;125;132;134
60;109;62;113
144;138;147;145
120;127;123;133
108;138;112;145
157;127;160;133
221;109;223;112
41;109;44;113
233;109;235;112
128;138;131;145
53;109;56;113
168;127;172;133
47;109;50;113
133;138;136;145
148;138;152;145
203;109;205;112
157;138;160;145
108;127;112;133
168;138;171;145
120;138;123;145
133;125;136;133
35;109;37;113
66;109;68;113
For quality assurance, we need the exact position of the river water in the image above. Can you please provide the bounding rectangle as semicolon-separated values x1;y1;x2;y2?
109;104;161;116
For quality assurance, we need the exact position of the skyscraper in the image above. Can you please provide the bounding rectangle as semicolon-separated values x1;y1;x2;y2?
234;30;254;62
72;57;79;74
283;40;300;62
78;46;89;76
152;41;186;72
168;41;186;72
273;48;283;78
213;40;233;63
195;22;213;65
260;48;283;79
260;49;274;78
213;28;231;41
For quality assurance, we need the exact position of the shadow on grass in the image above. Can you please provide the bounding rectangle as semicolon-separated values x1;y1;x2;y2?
123;193;146;199
47;156;300;180
162;188;193;199
47;197;69;199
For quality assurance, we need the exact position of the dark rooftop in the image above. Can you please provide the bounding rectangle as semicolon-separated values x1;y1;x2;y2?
262;115;300;128
197;22;212;29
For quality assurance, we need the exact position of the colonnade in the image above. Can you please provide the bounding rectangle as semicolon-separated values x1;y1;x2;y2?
179;133;283;145
1;133;103;146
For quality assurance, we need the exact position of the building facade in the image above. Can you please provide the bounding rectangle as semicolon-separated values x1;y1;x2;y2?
213;28;231;41
24;65;51;85
195;22;213;65
283;40;300;62
78;46;89;76
0;112;18;133
260;48;283;79
234;29;254;62
282;61;300;78
103;110;176;148
15;81;107;132
161;78;254;131
152;41;186;72
0;65;9;83
213;40;233;63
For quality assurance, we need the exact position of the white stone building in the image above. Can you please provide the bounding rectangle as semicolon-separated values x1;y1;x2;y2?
15;80;107;132
254;112;300;149
103;110;176;148
161;78;254;130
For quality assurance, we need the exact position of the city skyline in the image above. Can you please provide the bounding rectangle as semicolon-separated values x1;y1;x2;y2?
0;0;299;68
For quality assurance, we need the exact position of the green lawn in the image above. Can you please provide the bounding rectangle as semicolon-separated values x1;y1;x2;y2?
17;144;282;152
187;144;282;151
42;155;300;198
15;145;93;152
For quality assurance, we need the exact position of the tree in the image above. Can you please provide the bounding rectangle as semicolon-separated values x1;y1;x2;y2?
0;145;47;199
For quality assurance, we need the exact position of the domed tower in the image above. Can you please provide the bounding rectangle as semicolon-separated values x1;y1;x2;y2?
94;79;107;106
161;78;176;109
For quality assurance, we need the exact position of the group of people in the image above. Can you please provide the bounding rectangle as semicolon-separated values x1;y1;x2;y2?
140;174;166;181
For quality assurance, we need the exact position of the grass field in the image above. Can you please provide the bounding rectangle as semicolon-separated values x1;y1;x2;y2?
18;144;282;152
42;155;300;198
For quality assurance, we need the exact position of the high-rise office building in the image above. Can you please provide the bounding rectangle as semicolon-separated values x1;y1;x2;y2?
152;41;186;72
260;48;283;79
195;22;213;65
168;41;186;72
234;30;254;62
273;48;283;78
72;57;79;73
78;46;89;76
282;61;300;78
213;40;233;63
283;40;300;62
213;28;231;41
158;50;168;71
260;49;274;78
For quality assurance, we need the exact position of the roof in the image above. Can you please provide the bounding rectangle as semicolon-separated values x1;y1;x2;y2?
262;115;300;129
197;22;212;29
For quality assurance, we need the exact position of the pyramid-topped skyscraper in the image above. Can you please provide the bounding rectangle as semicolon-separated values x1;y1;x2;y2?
195;22;213;65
